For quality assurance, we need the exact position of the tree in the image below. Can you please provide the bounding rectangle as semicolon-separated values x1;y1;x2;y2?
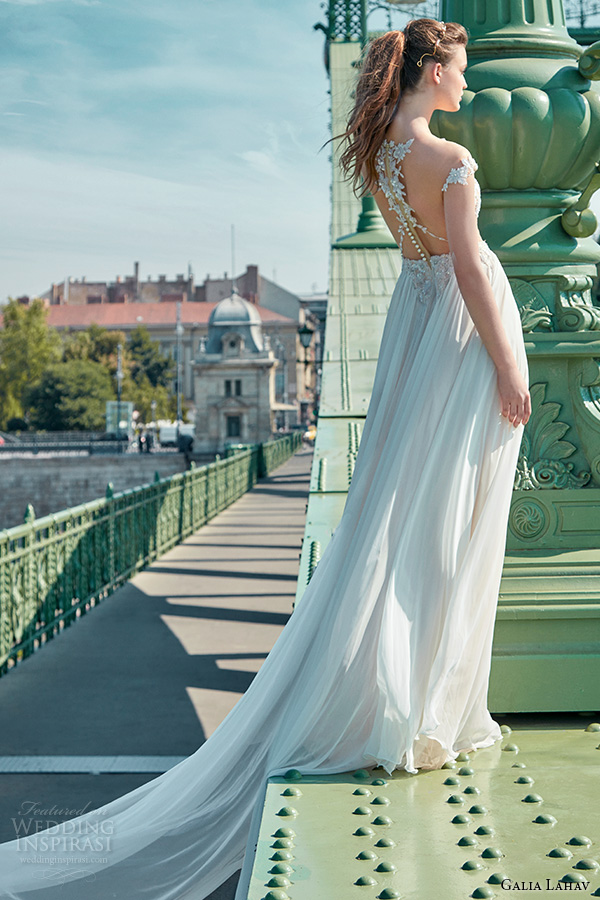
26;360;115;431
0;299;61;428
127;324;174;388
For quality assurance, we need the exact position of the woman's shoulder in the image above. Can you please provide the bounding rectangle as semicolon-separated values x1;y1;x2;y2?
433;138;476;168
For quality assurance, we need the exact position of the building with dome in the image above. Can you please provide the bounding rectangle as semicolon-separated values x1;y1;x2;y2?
192;292;290;453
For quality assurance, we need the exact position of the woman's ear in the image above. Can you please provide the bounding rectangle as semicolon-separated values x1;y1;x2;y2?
432;62;443;84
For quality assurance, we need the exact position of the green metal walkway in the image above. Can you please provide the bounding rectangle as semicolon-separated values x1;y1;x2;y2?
248;724;600;899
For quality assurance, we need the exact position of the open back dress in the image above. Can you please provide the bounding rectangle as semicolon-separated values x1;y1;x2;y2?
0;140;528;900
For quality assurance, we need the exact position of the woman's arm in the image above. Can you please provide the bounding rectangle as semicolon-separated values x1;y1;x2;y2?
443;159;531;427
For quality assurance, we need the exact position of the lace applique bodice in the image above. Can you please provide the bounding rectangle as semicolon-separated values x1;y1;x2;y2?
374;138;481;262
374;138;483;302
402;241;494;304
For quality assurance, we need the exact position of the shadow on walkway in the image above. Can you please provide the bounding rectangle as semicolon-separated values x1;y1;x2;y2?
0;448;313;898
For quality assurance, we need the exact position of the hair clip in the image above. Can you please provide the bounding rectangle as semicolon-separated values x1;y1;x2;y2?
416;24;447;68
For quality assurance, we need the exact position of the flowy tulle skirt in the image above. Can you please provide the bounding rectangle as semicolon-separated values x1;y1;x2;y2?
0;242;528;899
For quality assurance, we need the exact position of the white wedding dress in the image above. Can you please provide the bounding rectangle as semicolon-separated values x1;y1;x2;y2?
0;142;528;899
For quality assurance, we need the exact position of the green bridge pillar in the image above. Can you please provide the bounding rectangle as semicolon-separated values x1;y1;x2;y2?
433;0;600;711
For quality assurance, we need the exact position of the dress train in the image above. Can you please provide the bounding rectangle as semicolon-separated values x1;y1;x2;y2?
0;242;527;899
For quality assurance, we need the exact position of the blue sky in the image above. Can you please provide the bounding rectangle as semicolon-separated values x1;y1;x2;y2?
0;0;340;302
2;2;598;305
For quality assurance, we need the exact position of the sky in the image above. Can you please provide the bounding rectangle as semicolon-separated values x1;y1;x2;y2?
1;1;599;305
0;0;341;303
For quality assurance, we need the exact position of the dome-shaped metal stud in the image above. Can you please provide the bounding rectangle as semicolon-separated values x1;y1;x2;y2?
377;890;401;899
372;815;393;826
474;826;494;836
354;826;375;837
468;805;488;815
442;761;457;769
481;847;503;859
374;838;396;848
574;859;599;870
272;828;296;839
512;762;526;768
269;863;294;876
451;814;472;824
500;725;512;734
353;787;371;796
472;888;495;899
447;794;465;804
271;838;294;849
281;787;302;797
456;752;471;762
488;872;510;884
372;778;387;786
522;794;543;803
375;862;397;873
372;796;391;806
533;814;557;824
568;835;592;846
458;836;478;847
355;875;378;886
264;891;290;900
353;769;370;780
548;848;573;858
560;873;591;883
464;786;481;795
270;850;294;861
283;769;302;781
462;859;484;870
458;767;475;776
353;807;372;816
266;876;292;889
514;775;534;784
357;850;378;860
276;807;298;818
501;743;519;753
444;776;461;785
584;722;600;732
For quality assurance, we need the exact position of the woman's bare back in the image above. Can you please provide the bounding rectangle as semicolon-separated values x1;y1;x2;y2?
365;132;483;260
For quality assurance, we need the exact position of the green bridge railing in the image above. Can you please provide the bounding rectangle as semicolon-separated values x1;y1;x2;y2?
0;432;303;676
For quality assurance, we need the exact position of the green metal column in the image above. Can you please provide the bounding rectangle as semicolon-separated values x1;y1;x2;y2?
432;0;600;710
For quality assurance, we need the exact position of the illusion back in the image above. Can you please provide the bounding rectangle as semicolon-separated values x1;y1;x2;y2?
374;138;481;262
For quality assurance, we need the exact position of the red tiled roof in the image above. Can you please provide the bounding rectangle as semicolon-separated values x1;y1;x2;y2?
0;301;295;330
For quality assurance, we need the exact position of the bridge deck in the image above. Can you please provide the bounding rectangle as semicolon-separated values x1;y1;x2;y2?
0;448;313;898
248;724;600;899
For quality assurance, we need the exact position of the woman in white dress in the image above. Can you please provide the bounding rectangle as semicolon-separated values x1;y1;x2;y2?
0;19;531;900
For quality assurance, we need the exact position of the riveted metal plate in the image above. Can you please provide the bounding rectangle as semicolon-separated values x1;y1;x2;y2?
246;726;600;899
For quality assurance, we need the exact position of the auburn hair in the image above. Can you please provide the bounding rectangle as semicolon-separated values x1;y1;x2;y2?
336;20;468;196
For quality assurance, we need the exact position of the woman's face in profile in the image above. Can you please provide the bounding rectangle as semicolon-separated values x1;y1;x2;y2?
436;45;468;112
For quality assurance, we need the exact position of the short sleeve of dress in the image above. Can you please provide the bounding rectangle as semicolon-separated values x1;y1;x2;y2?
441;155;481;218
441;156;478;192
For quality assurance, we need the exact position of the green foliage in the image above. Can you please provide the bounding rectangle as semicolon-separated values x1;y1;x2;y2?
0;299;61;429
1;309;179;431
128;324;174;388
26;360;116;431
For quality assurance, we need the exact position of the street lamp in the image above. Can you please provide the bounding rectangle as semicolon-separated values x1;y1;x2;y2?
175;301;184;444
116;343;124;441
298;322;314;426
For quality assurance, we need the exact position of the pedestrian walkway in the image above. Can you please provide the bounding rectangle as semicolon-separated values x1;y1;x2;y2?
0;446;313;898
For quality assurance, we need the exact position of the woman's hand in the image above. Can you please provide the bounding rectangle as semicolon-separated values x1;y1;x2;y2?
496;366;531;427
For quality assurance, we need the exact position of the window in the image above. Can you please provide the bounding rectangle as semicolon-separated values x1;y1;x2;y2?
225;380;231;397
227;415;241;438
235;379;242;396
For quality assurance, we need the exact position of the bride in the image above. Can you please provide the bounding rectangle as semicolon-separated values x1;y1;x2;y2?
0;18;530;900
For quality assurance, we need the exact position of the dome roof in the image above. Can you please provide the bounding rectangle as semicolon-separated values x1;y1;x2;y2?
204;291;264;355
208;294;262;327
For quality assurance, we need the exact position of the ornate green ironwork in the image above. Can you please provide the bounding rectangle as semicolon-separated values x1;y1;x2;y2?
0;432;302;676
